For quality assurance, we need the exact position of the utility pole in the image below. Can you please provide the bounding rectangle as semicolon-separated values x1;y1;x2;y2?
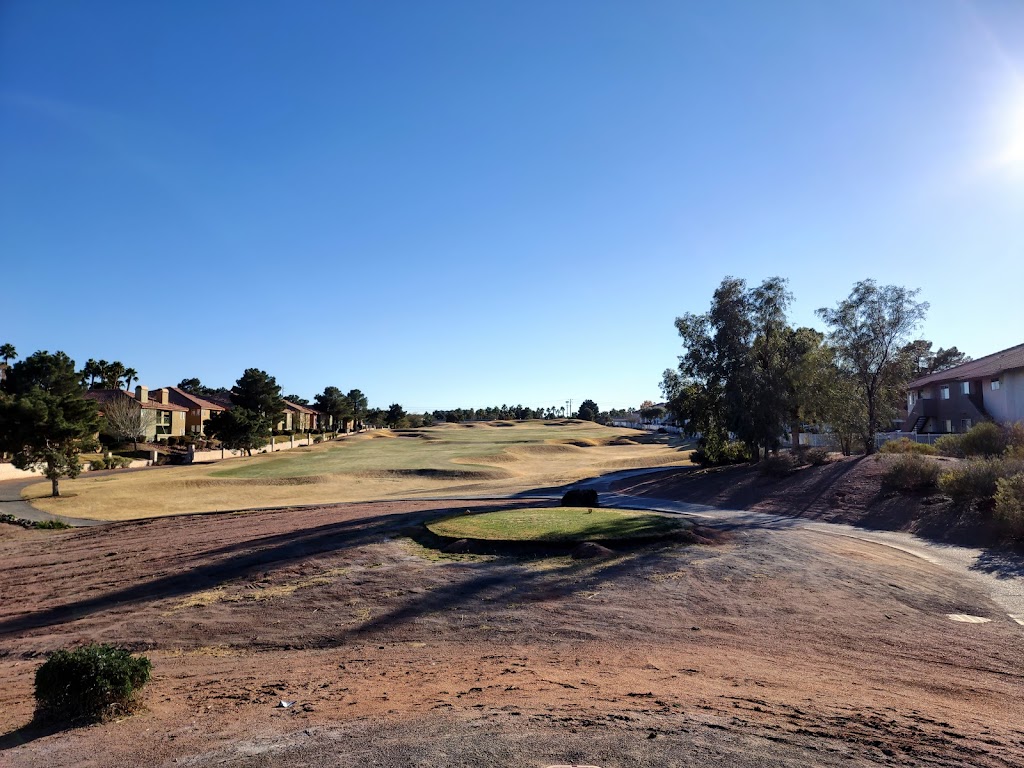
566;399;572;418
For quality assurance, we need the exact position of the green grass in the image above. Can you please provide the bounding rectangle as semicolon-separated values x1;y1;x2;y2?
426;507;689;542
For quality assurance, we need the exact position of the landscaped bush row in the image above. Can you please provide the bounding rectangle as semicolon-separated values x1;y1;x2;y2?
89;456;133;471
0;513;71;530
879;437;937;456
937;458;1024;505
934;421;1024;459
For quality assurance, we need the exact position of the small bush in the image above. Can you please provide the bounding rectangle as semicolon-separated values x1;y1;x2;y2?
938;460;1002;504
934;433;964;458
89;458;106;471
561;488;599;507
960;421;1007;458
166;436;178;447
879;437;937;456
759;453;797;477
34;519;72;530
994;474;1024;537
313;436;323;444
34;644;152;724
881;454;940;492
804;447;832;466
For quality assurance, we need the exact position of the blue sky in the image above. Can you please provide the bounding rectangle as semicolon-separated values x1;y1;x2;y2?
2;1;1023;412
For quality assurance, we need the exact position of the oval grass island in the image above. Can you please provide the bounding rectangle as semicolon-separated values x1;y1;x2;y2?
424;506;703;556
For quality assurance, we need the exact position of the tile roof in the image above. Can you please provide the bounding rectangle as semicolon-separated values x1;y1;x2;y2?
283;399;318;414
908;342;1024;389
164;386;229;412
85;389;189;412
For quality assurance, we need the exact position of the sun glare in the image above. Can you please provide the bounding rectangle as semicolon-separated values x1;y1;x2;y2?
992;88;1024;174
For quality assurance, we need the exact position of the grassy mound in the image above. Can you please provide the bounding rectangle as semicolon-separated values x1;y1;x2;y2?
427;507;688;542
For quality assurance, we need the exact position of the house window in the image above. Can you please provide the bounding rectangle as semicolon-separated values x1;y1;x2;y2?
940;385;950;400
945;419;953;433
992;379;1000;391
155;410;172;435
961;419;972;432
960;382;970;395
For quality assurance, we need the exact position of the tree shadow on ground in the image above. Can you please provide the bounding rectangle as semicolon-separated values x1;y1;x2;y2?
969;548;1024;579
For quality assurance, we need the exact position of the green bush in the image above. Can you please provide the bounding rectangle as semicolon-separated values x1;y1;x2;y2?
960;422;1007;458
994;474;1024;537
561;488;599;507
939;460;1003;504
691;440;751;466
881;454;940;492
34;644;152;723
934;433;964;458
34;519;72;530
89;458;106;471
879;437;937;456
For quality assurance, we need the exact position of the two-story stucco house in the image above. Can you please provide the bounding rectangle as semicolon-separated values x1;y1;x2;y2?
86;386;189;440
905;342;1024;434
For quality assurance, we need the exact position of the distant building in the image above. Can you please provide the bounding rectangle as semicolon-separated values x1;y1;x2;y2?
905;342;1024;433
85;386;188;440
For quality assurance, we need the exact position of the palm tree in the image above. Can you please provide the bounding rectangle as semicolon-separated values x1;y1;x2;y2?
104;361;126;390
123;368;138;391
0;344;16;366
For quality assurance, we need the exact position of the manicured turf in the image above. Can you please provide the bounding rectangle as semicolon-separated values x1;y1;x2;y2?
426;507;689;542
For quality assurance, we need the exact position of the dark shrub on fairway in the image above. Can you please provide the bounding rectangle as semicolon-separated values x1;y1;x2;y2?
881;454;940;492
561;488;599;507
35;644;152;723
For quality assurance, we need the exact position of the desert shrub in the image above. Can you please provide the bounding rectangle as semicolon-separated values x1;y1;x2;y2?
759;452;798;477
879;437;937;456
960;421;1007;458
934;434;964;458
561;488;599;507
34;519;72;530
110;456;132;469
804;447;832;466
34;644;152;724
994;474;1024;537
313;436;323;444
89;458;106;471
881;454;940;492
938;460;1002;504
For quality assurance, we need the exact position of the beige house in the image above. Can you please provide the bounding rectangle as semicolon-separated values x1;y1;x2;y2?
278;400;321;432
85;387;188;441
163;387;230;435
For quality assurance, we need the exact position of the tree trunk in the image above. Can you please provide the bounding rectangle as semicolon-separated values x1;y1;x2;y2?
51;476;60;497
790;420;801;452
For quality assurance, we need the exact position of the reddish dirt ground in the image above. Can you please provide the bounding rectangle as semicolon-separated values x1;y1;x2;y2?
1;492;1023;767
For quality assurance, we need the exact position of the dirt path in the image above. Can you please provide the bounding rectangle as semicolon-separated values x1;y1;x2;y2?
2;495;1023;767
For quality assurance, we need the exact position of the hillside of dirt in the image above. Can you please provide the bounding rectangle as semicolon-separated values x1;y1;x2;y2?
1;495;1023;767
611;454;1013;548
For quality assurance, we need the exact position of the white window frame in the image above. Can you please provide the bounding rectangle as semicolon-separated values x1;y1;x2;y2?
960;381;970;395
940;385;950;400
961;418;972;432
945;419;953;433
992;379;1001;391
